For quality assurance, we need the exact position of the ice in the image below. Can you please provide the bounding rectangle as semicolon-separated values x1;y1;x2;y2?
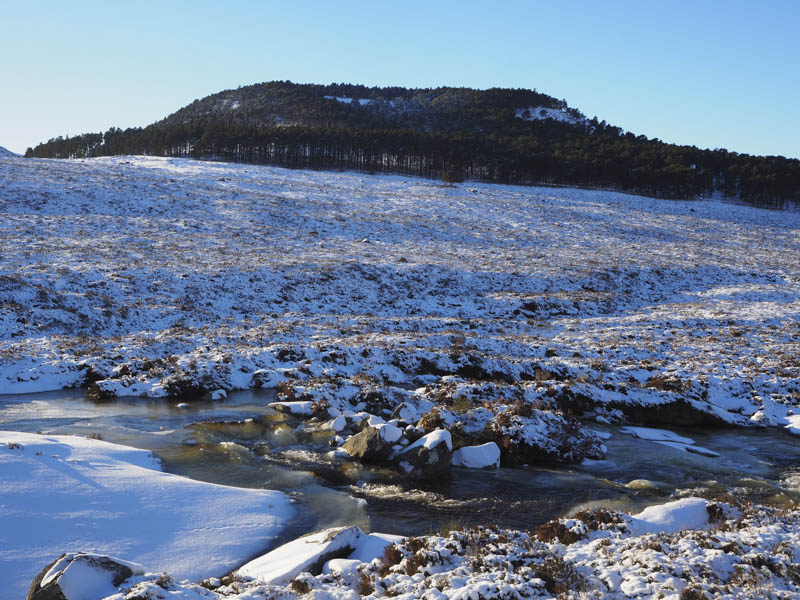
619;426;696;445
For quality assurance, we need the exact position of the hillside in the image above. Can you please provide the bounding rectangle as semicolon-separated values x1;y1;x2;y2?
2;155;798;439
25;81;800;208
4;154;800;599
0;145;18;157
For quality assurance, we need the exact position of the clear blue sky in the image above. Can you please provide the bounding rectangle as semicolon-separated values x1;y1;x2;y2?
2;0;798;158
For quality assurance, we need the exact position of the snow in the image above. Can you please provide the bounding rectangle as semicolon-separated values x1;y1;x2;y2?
620;426;720;457
324;96;373;106
515;106;585;125
785;413;800;435
619;426;695;445
451;442;500;468
115;499;800;599
237;526;363;584
0;145;19;157
400;428;452;453
0;431;293;599
0;155;797;441
236;526;400;585
628;497;711;534
348;531;403;562
41;553;144;600
268;400;314;415
377;422;403;443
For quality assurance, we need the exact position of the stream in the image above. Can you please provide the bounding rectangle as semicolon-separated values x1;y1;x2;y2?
2;389;799;540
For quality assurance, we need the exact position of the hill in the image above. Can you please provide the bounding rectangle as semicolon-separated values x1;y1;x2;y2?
0;145;19;157
25;81;800;208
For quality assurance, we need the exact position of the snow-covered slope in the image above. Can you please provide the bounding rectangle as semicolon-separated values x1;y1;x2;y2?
0;155;798;433
0;431;293;599
0;145;19;157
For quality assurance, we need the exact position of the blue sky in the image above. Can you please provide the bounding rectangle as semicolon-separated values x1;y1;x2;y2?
1;1;798;158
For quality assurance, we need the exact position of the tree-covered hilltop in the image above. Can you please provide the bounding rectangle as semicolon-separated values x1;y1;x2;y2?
26;81;799;208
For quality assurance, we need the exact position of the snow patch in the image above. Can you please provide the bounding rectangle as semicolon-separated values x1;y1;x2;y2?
629;497;710;534
452;442;500;468
515;106;584;125
0;431;293;598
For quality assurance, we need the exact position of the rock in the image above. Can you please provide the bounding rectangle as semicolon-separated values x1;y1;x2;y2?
268;401;314;416
27;553;143;600
204;389;227;400
330;415;347;432
375;423;403;443
391;402;419;424
625;479;663;491
394;429;452;477
236;526;402;586
237;526;363;585
452;442;500;469
341;426;393;463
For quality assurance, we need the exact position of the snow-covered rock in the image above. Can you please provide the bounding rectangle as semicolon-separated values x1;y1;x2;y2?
268;400;314;416
628;497;712;534
236;526;401;585
452;442;500;468
341;426;394;462
395;428;452;477
28;553;143;600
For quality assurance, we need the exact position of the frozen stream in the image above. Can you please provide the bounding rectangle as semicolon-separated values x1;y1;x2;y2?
2;389;799;540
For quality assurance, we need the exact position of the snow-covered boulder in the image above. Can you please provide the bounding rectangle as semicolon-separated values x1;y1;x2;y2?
341;426;394;462
236;526;401;585
26;553;143;600
269;400;314;416
394;428;452;477
452;442;500;468
628;497;713;535
237;526;363;585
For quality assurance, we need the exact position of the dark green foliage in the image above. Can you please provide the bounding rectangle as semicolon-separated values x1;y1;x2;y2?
25;81;800;209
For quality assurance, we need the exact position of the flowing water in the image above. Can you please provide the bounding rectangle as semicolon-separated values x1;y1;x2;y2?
2;389;799;540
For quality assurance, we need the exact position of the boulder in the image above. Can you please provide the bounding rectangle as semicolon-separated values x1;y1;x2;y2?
236;526;402;585
341;426;393;463
394;429;452;477
390;402;419;424
452;442;500;469
27;553;143;600
268;401;314;416
237;526;363;585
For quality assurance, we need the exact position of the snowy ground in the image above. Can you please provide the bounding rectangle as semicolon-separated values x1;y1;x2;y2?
54;498;800;599
1;155;798;435
0;431;293;598
3;155;800;598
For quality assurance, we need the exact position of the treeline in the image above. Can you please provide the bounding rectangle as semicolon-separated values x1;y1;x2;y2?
26;81;800;209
